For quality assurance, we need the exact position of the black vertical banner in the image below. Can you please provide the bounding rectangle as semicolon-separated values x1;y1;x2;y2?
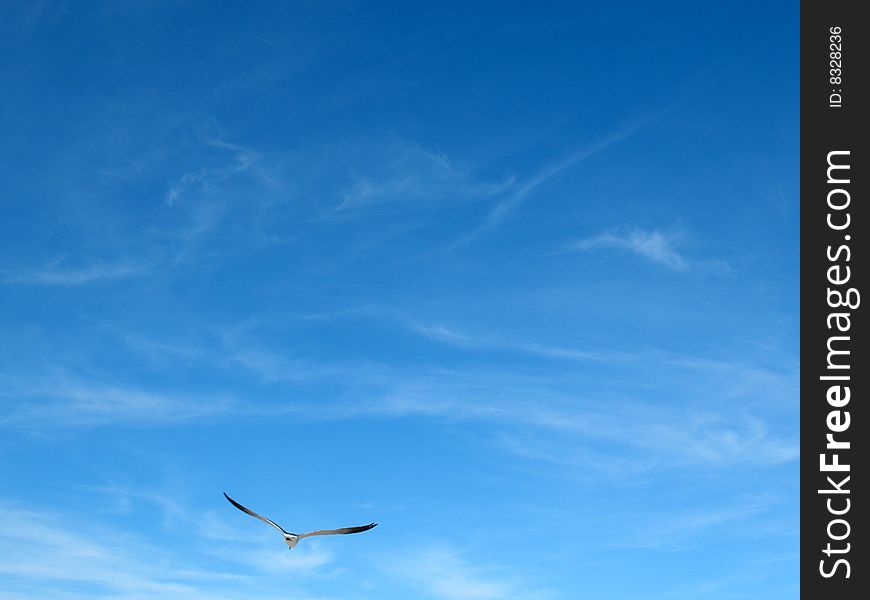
801;0;866;597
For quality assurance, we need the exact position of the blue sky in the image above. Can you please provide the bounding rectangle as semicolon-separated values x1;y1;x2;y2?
0;1;798;599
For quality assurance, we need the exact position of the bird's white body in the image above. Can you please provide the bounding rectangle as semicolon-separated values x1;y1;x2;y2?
283;534;299;549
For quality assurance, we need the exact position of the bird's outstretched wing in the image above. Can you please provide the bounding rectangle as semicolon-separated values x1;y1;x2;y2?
298;523;377;539
223;492;289;535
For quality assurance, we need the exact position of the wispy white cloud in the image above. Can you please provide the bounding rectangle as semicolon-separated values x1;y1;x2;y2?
1;307;796;477
1;319;797;473
2;137;263;287
0;499;339;600
386;547;548;600
323;143;511;217
0;502;241;600
667;551;799;599
0;375;239;428
404;319;619;363
165;139;258;206
217;543;335;576
624;495;788;551
451;111;666;248
87;483;189;527
213;325;397;388
567;229;689;270
1;259;150;285
488;123;646;227
371;377;798;470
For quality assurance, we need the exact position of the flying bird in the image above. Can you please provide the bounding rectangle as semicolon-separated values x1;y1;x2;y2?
223;492;377;550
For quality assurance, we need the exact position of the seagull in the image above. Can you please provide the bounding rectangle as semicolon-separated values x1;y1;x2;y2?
223;492;377;550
